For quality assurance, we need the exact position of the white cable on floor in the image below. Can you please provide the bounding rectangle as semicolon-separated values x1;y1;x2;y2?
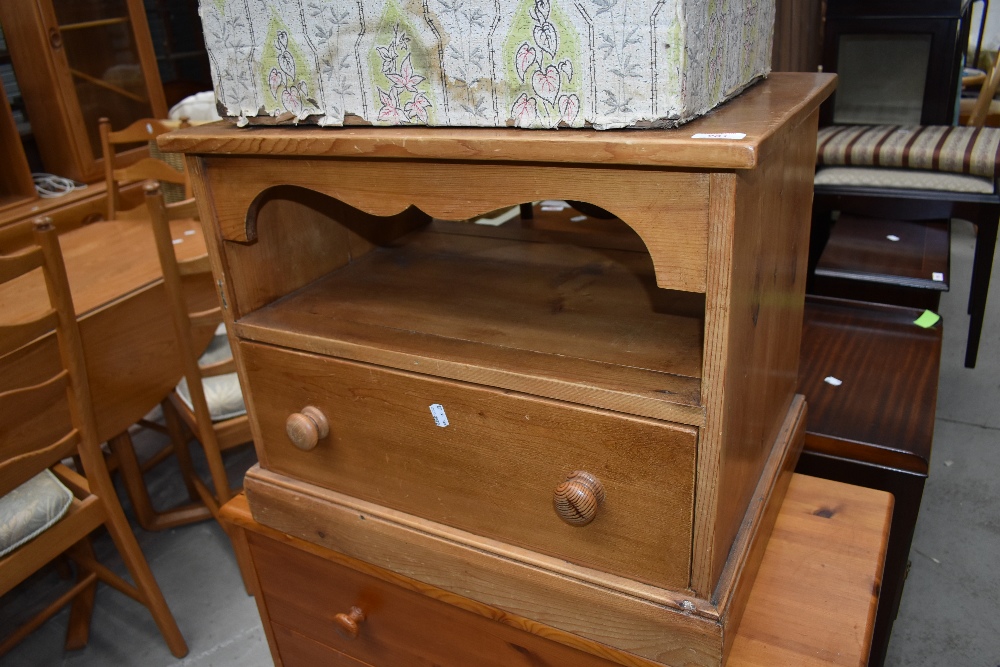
32;173;87;199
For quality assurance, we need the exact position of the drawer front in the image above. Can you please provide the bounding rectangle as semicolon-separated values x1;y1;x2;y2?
241;341;697;589
250;530;623;667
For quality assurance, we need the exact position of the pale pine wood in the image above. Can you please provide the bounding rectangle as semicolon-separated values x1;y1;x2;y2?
0;0;167;183
0;246;44;284
692;108;820;595
225;471;891;667
0;217;215;444
0;81;35;212
199;158;710;293
244;465;723;666
240;341;697;590
717;397;806;660
727;476;891;667
0;220;187;657
969;59;1000;128
174;74;836;665
250;530;633;667
141;184;252;529
235;226;705;424
100;117;188;221
0;311;59;358
160;73;837;172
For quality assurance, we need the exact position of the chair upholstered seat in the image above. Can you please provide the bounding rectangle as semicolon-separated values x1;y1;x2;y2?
816;125;1000;180
814;166;997;194
174;327;246;422
0;470;73;558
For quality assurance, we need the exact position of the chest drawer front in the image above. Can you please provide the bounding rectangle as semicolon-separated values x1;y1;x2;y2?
241;341;697;589
251;531;624;667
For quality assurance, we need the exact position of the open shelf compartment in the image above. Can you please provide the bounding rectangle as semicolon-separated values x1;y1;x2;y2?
235;205;706;426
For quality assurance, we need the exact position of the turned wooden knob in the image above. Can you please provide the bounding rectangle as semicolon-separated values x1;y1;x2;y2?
285;406;329;451
553;471;605;526
333;606;366;639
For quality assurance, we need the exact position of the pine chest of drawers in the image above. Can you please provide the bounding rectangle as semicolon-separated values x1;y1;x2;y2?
162;72;836;667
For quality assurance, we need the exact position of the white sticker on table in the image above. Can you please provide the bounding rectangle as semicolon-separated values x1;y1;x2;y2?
429;404;449;427
692;132;747;139
886;234;900;242
824;376;843;386
932;272;944;282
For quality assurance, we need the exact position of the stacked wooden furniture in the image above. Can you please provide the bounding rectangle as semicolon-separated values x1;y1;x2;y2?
162;73;836;667
797;294;942;667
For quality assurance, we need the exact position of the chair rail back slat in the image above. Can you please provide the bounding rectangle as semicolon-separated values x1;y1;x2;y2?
0;311;59;358
0;429;80;498
177;254;212;277
199;357;237;378
0;247;44;284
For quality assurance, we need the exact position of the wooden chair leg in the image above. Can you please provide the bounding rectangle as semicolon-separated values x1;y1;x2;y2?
107;432;160;531
64;539;98;650
161;399;200;502
90;466;189;658
107;430;212;532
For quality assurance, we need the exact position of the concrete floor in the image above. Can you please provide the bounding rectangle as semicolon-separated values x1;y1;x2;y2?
2;223;999;666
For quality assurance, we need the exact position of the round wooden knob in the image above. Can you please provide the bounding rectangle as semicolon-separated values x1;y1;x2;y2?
333;606;366;639
285;406;329;451
553;471;605;526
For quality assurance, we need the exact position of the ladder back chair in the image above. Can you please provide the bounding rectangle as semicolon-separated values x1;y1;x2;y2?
0;219;187;657
144;183;253;524
98;116;212;531
99;116;190;221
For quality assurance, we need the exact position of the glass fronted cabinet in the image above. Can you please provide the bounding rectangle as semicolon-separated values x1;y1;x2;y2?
0;0;167;184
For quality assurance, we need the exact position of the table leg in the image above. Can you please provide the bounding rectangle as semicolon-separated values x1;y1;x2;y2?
966;215;999;368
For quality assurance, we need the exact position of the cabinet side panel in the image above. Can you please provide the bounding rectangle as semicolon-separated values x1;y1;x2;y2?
694;110;819;594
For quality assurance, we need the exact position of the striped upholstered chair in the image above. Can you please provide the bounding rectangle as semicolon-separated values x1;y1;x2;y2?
811;63;1000;368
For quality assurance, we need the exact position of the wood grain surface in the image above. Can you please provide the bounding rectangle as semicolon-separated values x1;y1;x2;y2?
243;466;724;667
225;470;891;667
693;107;820;595
235;226;705;425
0;218;215;442
198;157;712;293
240;341;697;590
160;73;836;172
815;215;950;291
799;296;941;473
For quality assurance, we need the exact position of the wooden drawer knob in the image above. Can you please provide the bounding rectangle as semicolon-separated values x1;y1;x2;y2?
553;471;605;526
285;406;329;451
333;606;366;639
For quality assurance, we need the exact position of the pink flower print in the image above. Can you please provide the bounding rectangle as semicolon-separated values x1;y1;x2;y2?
387;54;425;92
511;93;537;128
531;65;560;105
558;93;580;125
404;93;432;123
515;42;537;82
281;86;302;115
268;67;282;99
376;87;405;124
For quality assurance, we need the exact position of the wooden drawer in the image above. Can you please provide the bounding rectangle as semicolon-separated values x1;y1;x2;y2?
241;341;697;590
250;530;622;667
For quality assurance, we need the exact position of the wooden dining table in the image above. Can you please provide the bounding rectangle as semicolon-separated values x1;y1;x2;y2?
0;216;216;447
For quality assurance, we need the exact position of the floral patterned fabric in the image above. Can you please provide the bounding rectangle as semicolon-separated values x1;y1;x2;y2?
0;470;74;558
175;326;247;422
198;0;774;129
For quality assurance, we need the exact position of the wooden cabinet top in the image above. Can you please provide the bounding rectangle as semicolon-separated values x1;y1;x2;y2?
160;73;835;170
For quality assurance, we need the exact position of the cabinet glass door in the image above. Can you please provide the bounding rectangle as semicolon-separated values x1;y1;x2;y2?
51;0;155;160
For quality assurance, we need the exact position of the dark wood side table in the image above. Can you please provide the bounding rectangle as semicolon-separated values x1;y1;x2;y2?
797;295;942;667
